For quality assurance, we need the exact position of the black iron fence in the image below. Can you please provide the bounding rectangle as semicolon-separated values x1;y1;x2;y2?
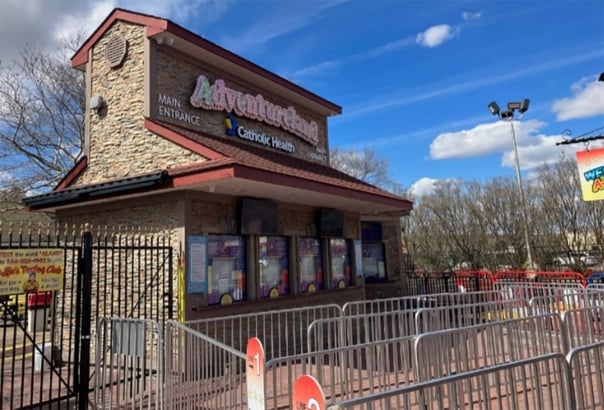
0;224;174;409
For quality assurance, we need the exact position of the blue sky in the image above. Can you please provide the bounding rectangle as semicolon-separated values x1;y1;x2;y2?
2;0;603;196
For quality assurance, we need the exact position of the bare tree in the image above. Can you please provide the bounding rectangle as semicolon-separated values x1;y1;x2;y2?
330;147;392;188
0;36;85;193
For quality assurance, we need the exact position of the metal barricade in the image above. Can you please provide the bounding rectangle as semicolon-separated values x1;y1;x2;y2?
266;335;417;410
307;309;417;352
493;281;585;304
413;313;566;382
562;307;604;349
567;341;604;410
342;293;450;316
530;289;604;315
94;318;163;410
414;299;529;334
164;320;247;410
183;304;342;361
326;353;573;410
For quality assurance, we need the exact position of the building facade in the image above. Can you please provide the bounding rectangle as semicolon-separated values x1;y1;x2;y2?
25;9;413;320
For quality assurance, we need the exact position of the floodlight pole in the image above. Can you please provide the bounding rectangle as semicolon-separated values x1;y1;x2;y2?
488;99;535;271
508;117;535;271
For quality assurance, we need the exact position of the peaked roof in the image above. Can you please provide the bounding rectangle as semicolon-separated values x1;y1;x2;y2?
147;119;412;210
71;8;341;116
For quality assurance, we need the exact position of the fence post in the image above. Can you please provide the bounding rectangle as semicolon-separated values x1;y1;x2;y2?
77;229;93;409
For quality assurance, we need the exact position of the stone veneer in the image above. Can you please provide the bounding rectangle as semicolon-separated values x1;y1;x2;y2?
55;193;183;321
75;21;204;186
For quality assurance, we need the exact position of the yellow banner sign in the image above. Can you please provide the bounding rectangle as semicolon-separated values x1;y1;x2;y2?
0;248;64;295
577;148;604;201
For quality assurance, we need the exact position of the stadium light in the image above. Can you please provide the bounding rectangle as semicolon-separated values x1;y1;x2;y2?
488;99;535;270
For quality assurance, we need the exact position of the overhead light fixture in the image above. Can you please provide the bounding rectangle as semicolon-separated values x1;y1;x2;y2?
518;98;530;113
500;110;513;120
487;101;500;116
599;72;604;82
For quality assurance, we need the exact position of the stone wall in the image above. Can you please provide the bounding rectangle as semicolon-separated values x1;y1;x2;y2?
75;21;204;186
55;192;183;322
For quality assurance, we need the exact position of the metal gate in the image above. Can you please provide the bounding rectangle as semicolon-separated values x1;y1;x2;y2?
1;225;174;409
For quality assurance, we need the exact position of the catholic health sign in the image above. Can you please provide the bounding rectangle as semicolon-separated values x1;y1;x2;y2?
0;248;64;295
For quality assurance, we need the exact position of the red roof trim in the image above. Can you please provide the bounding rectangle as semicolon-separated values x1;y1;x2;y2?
167;158;237;176
72;8;167;68
145;119;224;160
233;165;413;209
170;168;235;188
54;156;88;191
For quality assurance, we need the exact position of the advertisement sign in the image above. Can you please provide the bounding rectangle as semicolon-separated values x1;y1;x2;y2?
187;236;208;293
246;337;265;410
0;248;64;295
576;148;604;201
292;375;325;410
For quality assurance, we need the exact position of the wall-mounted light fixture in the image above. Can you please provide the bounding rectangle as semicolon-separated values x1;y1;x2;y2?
90;95;105;112
155;36;174;46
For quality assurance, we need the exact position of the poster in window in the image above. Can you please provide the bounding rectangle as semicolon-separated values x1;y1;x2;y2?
187;236;207;293
329;239;351;288
354;239;363;279
298;237;323;292
362;243;386;282
259;236;289;298
206;235;246;305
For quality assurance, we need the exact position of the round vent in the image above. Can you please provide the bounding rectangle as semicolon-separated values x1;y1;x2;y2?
105;35;128;69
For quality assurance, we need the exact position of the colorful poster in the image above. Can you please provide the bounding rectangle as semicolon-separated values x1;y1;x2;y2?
206;235;246;305
187;236;208;293
246;337;266;410
298;237;323;293
329;239;351;288
258;236;289;298
576;148;604;201
0;248;64;295
354;240;363;279
291;375;325;410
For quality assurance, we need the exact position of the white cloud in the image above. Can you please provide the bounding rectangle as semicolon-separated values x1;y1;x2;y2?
415;24;458;48
409;177;439;197
500;134;572;169
430;119;577;171
551;76;604;120
461;11;483;21
430;119;546;159
0;0;232;64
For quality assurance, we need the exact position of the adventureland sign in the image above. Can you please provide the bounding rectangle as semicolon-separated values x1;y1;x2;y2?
0;249;64;295
189;74;320;146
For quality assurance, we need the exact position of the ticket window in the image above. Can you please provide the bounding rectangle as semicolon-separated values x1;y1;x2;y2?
258;236;289;298
329;238;352;289
362;243;387;283
207;235;246;305
298;237;324;293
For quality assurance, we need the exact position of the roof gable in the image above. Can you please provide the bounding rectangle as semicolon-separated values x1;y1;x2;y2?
71;8;341;115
